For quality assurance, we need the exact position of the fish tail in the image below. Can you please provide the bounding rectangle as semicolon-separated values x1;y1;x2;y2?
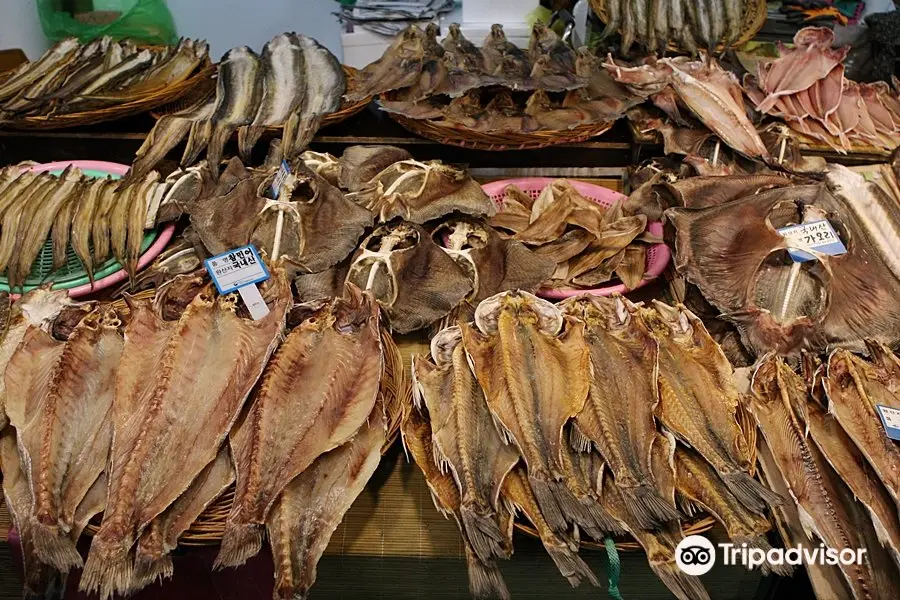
237;125;264;163
722;471;782;515
621;484;681;529
29;519;83;571
652;563;711;600
528;475;568;533
181;119;211;166
569;424;593;453
732;535;794;577
461;506;510;562
80;544;135;600
131;554;174;592
545;540;600;588
282;114;299;160
548;480;623;538
205;123;236;177
288;115;323;158
214;523;263;570
464;547;510;600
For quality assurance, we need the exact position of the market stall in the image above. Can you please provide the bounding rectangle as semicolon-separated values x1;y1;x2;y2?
2;3;900;600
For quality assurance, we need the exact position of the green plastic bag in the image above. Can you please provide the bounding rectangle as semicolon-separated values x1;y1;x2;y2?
37;0;178;46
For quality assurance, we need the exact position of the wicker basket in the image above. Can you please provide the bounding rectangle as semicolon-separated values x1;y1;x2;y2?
589;0;767;52
150;65;371;130
82;327;408;545
0;61;215;130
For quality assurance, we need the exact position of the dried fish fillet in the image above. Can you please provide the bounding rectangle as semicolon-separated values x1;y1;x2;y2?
267;405;385;600
414;326;520;562
562;295;678;529
217;286;382;569
642;301;781;515
82;267;291;599
461;291;593;533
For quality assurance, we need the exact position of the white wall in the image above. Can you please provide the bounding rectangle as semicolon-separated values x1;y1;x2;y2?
166;0;343;61
0;0;50;59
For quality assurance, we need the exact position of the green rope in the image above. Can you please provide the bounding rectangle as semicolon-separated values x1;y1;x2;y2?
604;536;625;600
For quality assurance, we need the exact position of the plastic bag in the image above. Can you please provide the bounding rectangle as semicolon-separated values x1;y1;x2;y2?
37;0;178;46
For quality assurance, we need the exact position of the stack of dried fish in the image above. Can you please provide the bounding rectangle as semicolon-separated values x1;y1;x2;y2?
596;0;748;55
365;23;643;134
407;290;783;600
744;27;900;153
489;180;655;290
748;351;900;599
0;37;208;123
0;163;184;290
667;163;900;357
124;32;344;185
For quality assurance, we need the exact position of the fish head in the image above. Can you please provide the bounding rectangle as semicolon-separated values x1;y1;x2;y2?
430;325;463;366
474;290;562;336
16;287;79;334
432;218;489;299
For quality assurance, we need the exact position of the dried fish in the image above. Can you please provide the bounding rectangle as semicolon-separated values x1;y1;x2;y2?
284;35;345;157
338;145;412;191
0;38;81;103
206;47;264;174
216;286;382;569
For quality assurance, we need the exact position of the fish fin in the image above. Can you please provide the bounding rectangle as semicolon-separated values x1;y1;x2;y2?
733;536;794;577
490;411;517;447
528;475;567;533
796;505;818;541
569;423;593;453
461;506;510;562
237;125;265;163
868;512;900;570
721;471;782;516
213;523;263;570
205;123;237;177
432;436;452;476
30;520;83;571
464;546;510;600
544;539;601;588
677;494;702;518
80;546;134;599
131;554;174;592
651;563;711;600
620;485;681;529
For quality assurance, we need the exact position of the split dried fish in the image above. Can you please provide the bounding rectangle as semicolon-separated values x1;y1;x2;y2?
338;145;412;192
285;35;344;156
206;46;264;174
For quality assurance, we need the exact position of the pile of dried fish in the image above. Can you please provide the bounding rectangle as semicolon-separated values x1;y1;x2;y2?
366;24;643;134
407;291;783;600
744;27;900;153
0;37;208;123
748;350;900;599
124;32;344;185
0;163;183;290
667;163;900;357
597;0;748;55
489;180;655;290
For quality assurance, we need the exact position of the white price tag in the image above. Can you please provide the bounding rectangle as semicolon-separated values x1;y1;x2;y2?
204;245;269;295
777;219;847;263
877;405;900;442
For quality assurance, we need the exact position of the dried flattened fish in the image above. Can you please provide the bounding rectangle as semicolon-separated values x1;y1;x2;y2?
216;286;382;569
206;46;264;174
284;35;344;157
337;145;411;192
70;177;106;282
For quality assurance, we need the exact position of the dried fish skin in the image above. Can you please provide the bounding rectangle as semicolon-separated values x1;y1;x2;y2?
217;286;382;570
18;307;124;571
267;406;385;600
642;301;781;515
663;174;792;209
347;221;472;334
413;326;519;562
565;214;647;280
823;349;900;506
337;145;412;192
461;291;591;533
750;356;884;600
82;267;291;599
561;295;678;529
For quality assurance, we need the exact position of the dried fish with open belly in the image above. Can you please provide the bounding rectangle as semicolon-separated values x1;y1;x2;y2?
461;291;595;534
337;145;412;192
82;266;291;599
216;286;382;570
561;294;679;529
267;403;385;600
642;301;781;515
413;325;519;562
346;222;472;334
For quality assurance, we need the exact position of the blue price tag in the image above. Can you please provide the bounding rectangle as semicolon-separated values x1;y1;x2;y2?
777;220;847;263
271;160;291;198
204;245;270;295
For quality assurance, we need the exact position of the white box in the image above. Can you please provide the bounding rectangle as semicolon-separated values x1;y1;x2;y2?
462;0;539;25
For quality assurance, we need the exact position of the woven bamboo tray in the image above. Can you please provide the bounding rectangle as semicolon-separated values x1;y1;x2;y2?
0;61;215;130
150;65;371;130
82;327;408;545
589;0;767;52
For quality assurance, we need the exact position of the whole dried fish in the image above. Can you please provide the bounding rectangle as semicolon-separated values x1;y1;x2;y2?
562;295;679;529
68;177;106;282
284;35;344;157
414;326;519;562
267;406;385;600
216;287;382;569
76;48;154;96
206;47;264;174
81;267;291;599
461;292;592;533
0;38;81;103
349;25;431;101
642;301;781;515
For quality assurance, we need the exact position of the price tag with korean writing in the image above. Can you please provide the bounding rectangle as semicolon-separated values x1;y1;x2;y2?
877;405;900;442
777;219;847;262
204;245;270;320
271;160;290;198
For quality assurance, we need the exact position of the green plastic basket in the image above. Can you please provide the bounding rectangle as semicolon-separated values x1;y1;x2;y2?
0;168;159;293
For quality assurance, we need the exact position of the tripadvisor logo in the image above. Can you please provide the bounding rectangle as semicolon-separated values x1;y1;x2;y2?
675;535;867;576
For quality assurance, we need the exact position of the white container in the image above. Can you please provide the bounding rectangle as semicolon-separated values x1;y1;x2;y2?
462;0;539;26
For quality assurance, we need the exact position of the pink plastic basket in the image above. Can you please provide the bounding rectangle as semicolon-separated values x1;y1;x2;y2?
481;177;670;299
14;160;175;299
